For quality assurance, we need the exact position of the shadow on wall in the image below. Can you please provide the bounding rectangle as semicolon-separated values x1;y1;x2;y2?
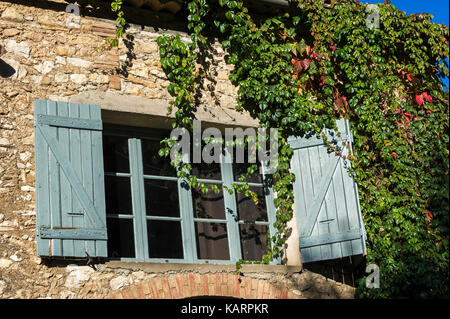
0;59;16;78
0;0;187;31
302;255;365;287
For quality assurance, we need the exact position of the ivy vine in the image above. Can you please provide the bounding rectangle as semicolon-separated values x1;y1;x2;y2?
109;0;449;298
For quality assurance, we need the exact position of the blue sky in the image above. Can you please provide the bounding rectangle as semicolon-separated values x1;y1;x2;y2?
364;0;449;25
363;0;449;88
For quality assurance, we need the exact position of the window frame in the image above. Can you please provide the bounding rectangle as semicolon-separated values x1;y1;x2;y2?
103;124;280;264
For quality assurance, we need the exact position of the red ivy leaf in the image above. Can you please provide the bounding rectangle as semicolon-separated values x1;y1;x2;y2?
424;209;433;222
402;114;410;123
406;73;412;82
291;59;303;73
423;92;433;103
416;94;424;107
391;152;398;159
301;58;311;71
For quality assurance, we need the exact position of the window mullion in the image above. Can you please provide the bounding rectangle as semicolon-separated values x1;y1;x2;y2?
128;138;148;261
178;152;196;262
262;161;281;265
221;151;242;262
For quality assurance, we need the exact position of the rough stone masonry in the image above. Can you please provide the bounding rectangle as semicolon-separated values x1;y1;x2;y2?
0;0;356;299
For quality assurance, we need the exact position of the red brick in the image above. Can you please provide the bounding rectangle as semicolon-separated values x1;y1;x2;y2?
275;287;282;299
168;276;179;299
222;273;231;297
110;291;123;299
181;274;190;298
263;282;270;299
257;280;265;299
155;277;166;298
136;284;145;299
208;282;216;296
148;279;159;299
121;288;131;299
234;275;240;298
240;285;246;299
142;281;152;297
194;273;203;297
188;273;196;297
201;274;209;296
252;278;259;298
215;273;222;296
207;274;216;296
174;275;183;298
269;286;277;299
109;75;121;90
129;287;139;299
245;277;252;298
162;277;172;298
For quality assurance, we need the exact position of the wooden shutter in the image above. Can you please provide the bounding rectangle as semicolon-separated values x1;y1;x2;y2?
34;100;107;257
289;119;366;263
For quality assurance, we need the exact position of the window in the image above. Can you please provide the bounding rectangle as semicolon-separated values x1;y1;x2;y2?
102;125;278;263
34;100;365;264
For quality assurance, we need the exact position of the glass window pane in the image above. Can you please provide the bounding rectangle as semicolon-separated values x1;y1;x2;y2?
190;146;222;181
147;220;184;259
191;162;222;180
232;151;262;183
105;176;133;215
236;186;268;222
195;222;229;260
103;135;130;173
192;184;225;220
141;138;177;177
106;218;135;258
144;179;180;217
239;224;269;261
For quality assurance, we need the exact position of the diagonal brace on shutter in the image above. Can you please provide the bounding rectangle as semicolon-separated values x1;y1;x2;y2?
36;124;106;229
300;155;340;237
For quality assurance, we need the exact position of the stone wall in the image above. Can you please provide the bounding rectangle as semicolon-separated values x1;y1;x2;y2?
0;0;355;299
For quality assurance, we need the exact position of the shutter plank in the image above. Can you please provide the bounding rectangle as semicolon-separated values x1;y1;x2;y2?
55;101;73;257
319;146;342;259
80;104;96;256
297;148;314;262
325;182;343;259
309;146;324;261
332;160;353;258
341;158;364;256
90;104;108;257
317;146;334;261
34;101;51;256
69;103;85;257
49;101;64;256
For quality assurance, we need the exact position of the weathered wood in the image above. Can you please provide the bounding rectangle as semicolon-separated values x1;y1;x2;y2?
290;119;366;263
34;100;108;257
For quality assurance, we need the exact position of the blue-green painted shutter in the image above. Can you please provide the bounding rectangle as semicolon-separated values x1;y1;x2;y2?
289;119;366;263
34;100;107;257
